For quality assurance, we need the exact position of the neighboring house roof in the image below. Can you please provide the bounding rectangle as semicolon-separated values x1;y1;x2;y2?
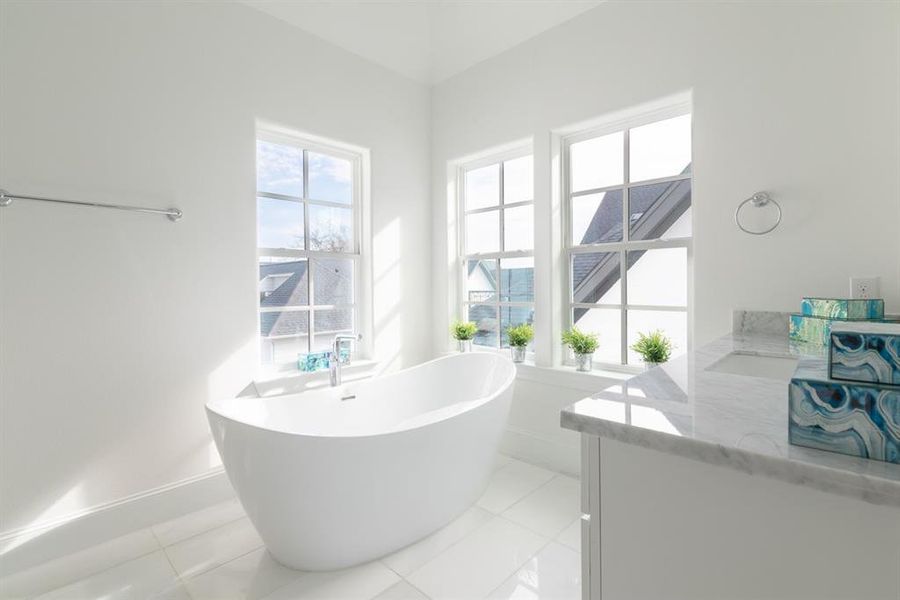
573;169;691;321
259;259;352;339
466;259;535;303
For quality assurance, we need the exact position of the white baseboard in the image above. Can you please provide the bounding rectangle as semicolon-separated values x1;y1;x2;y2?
501;426;580;477
0;467;234;577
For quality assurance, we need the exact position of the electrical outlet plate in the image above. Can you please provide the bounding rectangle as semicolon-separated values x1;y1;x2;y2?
850;276;881;300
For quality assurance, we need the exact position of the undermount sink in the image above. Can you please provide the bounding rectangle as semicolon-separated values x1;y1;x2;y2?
706;352;799;381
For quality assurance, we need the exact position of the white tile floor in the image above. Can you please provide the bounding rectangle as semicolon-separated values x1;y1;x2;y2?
3;456;581;600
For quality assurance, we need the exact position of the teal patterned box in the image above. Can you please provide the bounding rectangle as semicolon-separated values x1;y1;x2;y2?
298;348;349;372
800;297;884;320
789;314;836;346
789;357;900;464
791;313;899;346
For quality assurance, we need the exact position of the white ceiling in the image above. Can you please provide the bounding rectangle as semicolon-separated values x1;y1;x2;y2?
240;0;603;84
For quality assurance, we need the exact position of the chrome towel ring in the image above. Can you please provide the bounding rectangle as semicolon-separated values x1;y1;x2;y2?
735;191;781;235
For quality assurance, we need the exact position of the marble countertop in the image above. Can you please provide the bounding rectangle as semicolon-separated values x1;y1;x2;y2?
560;330;900;507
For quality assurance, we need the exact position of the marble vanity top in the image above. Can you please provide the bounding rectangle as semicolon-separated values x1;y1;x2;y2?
560;331;900;507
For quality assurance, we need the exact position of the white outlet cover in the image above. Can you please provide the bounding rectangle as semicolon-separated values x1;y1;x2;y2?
850;276;881;300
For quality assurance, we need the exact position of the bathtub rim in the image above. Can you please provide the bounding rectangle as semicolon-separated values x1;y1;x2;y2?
206;352;516;440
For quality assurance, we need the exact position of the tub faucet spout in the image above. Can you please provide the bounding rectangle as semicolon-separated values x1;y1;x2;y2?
330;333;362;387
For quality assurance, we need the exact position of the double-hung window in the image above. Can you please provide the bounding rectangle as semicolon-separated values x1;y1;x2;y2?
256;133;361;366
565;111;692;366
460;151;535;350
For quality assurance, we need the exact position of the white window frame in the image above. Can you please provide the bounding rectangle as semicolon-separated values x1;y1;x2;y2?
458;146;535;354
562;104;692;369
256;129;366;370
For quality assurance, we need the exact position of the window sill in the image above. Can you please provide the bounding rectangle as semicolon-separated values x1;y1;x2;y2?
252;360;380;398
514;361;634;392
441;348;635;392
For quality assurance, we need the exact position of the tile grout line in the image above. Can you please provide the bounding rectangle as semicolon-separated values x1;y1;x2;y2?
479;536;557;600
402;508;499;582
399;576;433;600
174;540;267;583
379;555;433;599
150;527;193;598
251;553;310;600
28;532;167;598
406;464;573;586
496;472;565;516
154;511;248;551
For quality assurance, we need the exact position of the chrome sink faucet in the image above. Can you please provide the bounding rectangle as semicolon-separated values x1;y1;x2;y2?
329;333;362;387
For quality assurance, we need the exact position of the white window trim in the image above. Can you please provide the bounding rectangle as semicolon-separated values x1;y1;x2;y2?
256;126;372;372
560;103;693;370
456;145;535;357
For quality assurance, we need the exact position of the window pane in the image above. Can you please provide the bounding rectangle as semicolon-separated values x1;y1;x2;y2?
465;164;500;210
466;210;500;254
503;155;533;204
570;131;624;192
308;205;353;252
467;304;499;347
626;248;687;307
629;180;692;241
500;257;534;302
308;151;352;204
311;308;354;352
627;310;687;364
629;114;691;183
256;140;302;197
504;204;533;251
259;258;308;307
466;259;497;303
313;258;353;305
572;308;621;364
501;305;534;349
572;252;621;305
260;311;309;364
258;197;303;250
571;190;622;245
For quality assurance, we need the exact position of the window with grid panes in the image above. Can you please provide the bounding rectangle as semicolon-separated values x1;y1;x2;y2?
461;152;535;350
256;134;361;366
565;112;691;367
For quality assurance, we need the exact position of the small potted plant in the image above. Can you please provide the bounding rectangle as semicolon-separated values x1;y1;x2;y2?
562;327;599;372
451;320;478;352
506;323;533;363
631;329;674;370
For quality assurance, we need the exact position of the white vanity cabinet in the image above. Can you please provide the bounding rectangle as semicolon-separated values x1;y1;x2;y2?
564;330;900;599
577;434;900;600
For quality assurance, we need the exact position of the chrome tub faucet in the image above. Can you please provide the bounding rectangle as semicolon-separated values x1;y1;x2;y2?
329;333;362;387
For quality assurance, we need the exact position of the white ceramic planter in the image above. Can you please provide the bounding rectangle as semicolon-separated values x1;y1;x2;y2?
511;346;526;363
575;353;593;372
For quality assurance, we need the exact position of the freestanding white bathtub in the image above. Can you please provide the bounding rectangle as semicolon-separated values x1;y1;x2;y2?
206;352;515;571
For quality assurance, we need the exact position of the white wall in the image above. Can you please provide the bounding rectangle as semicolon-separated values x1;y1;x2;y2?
502;368;628;476
0;0;431;536
431;0;900;356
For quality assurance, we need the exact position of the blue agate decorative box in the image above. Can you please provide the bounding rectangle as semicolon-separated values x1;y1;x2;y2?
298;348;349;372
789;357;900;464
829;322;900;387
800;297;884;320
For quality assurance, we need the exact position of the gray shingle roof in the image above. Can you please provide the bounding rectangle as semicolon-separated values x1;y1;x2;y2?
573;169;691;321
259;259;353;338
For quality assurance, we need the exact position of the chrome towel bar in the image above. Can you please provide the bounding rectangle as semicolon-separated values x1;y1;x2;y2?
0;188;183;222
